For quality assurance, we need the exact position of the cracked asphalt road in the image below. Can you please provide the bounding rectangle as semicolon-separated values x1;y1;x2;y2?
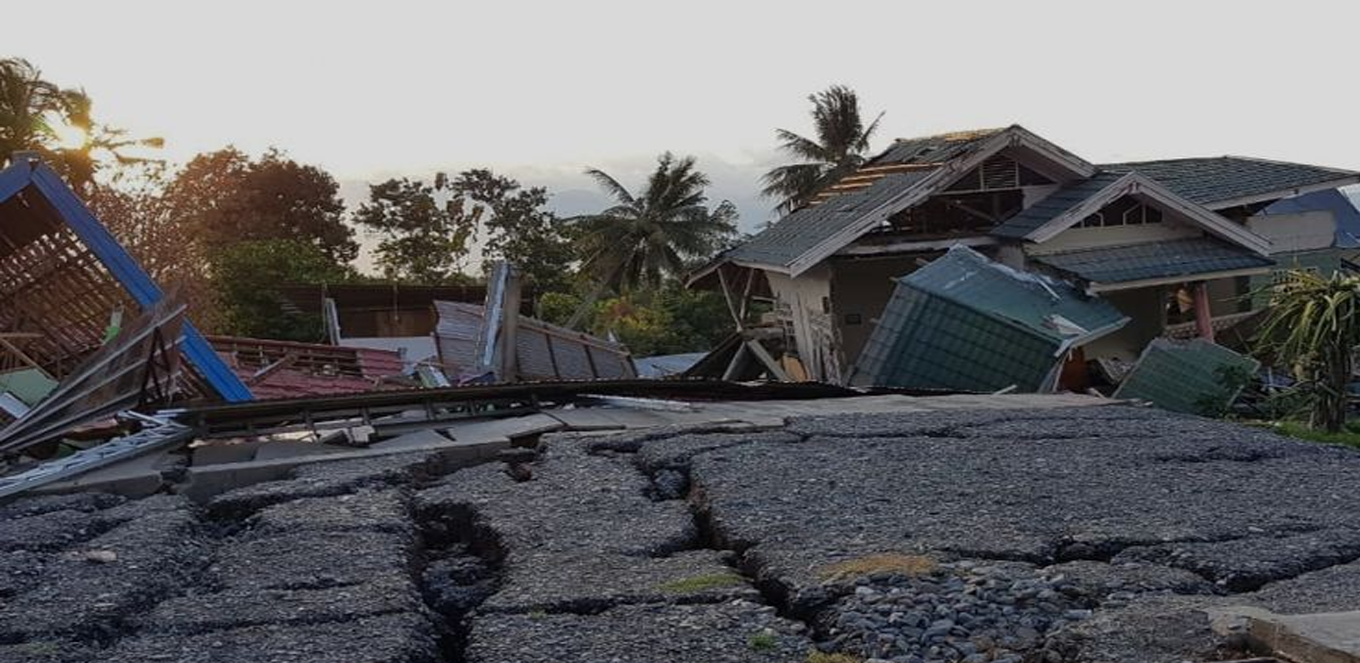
1;405;1358;662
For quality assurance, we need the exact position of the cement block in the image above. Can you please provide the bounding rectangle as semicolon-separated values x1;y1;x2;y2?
181;435;509;502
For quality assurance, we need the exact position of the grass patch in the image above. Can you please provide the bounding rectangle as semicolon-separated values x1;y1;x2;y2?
656;571;745;594
1265;420;1360;449
806;653;862;663
817;553;938;583
747;630;778;652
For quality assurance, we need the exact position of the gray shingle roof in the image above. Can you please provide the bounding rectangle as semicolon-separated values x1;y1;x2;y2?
720;172;932;269
1103;157;1358;208
991;172;1126;239
869;128;1004;166
1031;237;1274;285
851;246;1127;392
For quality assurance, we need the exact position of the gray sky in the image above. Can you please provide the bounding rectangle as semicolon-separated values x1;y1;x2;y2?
9;0;1360;259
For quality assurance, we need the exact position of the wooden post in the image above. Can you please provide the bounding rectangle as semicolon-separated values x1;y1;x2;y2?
1192;282;1215;342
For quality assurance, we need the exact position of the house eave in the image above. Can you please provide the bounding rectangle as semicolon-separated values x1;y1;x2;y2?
1202;174;1360;211
1084;265;1273;294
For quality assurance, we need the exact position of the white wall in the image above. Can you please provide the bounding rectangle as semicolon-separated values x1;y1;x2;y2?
1028;216;1202;255
766;265;837;382
1246;210;1335;254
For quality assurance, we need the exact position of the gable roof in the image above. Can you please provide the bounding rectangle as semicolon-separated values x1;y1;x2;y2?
1102;156;1360;209
0;154;253;402
991;171;1273;255
1030;237;1275;290
703;125;1096;278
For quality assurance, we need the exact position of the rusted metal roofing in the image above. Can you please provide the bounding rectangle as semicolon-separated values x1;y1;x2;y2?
208;336;406;401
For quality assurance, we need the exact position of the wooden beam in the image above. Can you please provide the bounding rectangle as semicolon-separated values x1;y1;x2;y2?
716;266;745;330
745;339;791;382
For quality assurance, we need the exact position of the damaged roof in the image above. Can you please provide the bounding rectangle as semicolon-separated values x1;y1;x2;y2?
851;246;1127;392
698;128;1357;279
867;128;1005;166
1032;237;1275;289
718;172;932;269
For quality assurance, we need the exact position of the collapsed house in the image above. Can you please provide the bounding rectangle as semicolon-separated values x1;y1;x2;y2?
691;125;1360;386
0;153;251;402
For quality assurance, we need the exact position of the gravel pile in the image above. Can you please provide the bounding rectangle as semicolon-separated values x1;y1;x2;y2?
465;600;811;663
821;561;1093;663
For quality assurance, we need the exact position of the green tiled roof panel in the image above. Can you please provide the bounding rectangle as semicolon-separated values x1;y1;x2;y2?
855;288;1060;392
851;246;1129;391
1103;157;1358;207
992;172;1125;239
1033;237;1274;284
721;172;932;268
1113;338;1260;415
906;247;1129;343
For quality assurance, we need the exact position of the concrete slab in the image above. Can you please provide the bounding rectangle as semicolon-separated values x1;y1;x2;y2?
367;428;450;451
252;440;353;462
190;439;266;466
33;449;181;498
443;413;565;443
181;436;509;502
1220;606;1360;663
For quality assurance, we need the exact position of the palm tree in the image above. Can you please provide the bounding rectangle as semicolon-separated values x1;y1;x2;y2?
0;57;161;190
761;85;883;214
566;153;737;327
1256;270;1360;432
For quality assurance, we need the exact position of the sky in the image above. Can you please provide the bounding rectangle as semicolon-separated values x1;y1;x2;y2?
8;0;1360;266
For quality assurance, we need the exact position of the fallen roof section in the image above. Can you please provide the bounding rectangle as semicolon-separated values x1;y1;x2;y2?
0;292;187;455
1113;338;1260;416
0;154;251;402
209;335;408;401
850;245;1128;392
434;300;635;383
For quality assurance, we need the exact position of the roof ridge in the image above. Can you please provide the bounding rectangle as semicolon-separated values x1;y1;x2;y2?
888;126;1009;144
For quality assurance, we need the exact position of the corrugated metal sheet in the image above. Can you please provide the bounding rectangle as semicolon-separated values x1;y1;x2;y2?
433;301;636;382
209;336;407;401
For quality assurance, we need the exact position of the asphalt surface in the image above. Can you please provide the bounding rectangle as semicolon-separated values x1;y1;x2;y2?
1;405;1359;662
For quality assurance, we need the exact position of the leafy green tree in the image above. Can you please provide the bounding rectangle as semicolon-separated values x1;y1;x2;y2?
0;57;162;190
352;174;479;284
212;239;356;341
452;169;574;292
1256;270;1360;432
761;85;882;214
572;152;737;294
164;148;357;265
543;286;730;357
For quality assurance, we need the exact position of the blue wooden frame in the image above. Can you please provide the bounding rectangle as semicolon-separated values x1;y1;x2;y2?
0;157;254;402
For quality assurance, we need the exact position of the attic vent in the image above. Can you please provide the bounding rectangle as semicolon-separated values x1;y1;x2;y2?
982;157;1018;189
946;156;1053;192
